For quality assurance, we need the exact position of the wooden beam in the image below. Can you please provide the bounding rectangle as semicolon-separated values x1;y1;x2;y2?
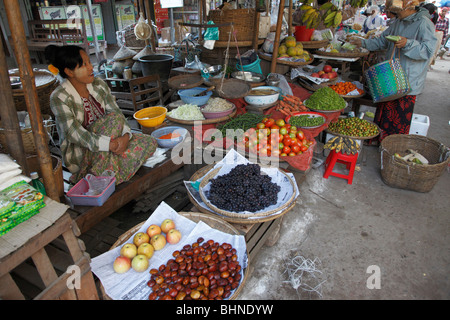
4;1;59;200
271;0;286;73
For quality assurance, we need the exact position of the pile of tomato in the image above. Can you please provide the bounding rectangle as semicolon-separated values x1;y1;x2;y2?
239;117;314;157
330;82;364;96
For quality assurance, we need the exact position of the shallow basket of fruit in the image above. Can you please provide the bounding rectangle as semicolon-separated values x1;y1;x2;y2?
199;163;297;219
325;117;380;140
98;205;249;300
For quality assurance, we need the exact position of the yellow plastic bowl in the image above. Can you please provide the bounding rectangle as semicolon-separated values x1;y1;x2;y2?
133;106;167;127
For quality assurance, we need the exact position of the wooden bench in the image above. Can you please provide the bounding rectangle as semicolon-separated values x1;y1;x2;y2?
27;19;107;63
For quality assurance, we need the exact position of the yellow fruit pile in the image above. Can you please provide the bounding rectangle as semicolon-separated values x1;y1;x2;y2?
278;36;310;60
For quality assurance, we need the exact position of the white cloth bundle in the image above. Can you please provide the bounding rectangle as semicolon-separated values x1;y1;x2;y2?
0;153;30;191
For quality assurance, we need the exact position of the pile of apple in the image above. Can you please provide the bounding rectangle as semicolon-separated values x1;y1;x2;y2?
113;219;182;274
310;64;338;80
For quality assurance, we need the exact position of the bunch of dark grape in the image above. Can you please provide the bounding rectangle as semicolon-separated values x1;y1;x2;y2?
207;164;280;212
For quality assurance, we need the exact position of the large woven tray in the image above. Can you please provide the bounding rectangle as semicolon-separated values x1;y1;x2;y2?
315;49;370;58
210;78;252;99
102;211;249;300
168;74;204;90
188;164;296;224
325;120;381;140
299;39;329;49
198;165;297;219
258;51;314;67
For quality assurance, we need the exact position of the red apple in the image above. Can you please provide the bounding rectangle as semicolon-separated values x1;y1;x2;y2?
329;71;338;78
311;72;320;78
131;254;149;272
133;232;150;247
151;234;167;250
113;256;131;274
120;243;137;259
146;224;162;238
137;242;155;259
318;70;325;75
160;219;176;234
320;73;328;78
166;229;182;244
323;65;333;73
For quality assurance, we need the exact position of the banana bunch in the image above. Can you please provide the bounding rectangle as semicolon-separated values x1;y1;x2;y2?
350;0;369;8
324;136;360;155
300;3;321;29
320;2;342;29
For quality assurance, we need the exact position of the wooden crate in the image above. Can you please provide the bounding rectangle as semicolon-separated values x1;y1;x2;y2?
0;200;99;300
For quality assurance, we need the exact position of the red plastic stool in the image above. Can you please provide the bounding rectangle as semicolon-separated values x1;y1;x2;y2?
323;150;359;184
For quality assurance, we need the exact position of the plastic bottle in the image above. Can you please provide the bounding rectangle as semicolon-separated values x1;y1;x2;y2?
30;172;46;196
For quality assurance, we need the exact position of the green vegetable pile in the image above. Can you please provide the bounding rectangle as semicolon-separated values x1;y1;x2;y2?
216;113;267;138
289;114;325;127
304;87;346;111
327;117;379;137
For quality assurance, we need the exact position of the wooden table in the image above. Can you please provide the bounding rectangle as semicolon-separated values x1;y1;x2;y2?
0;199;98;300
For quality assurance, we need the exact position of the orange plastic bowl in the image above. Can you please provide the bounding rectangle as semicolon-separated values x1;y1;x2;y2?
133;106;167;127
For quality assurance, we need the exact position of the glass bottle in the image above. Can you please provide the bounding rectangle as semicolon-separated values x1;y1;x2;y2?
30;172;47;196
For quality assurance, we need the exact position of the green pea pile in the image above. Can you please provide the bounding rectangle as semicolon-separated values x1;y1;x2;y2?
289;115;325;127
327;117;379;137
304;87;346;111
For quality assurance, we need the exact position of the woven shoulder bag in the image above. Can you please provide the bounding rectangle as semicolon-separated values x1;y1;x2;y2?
364;48;411;103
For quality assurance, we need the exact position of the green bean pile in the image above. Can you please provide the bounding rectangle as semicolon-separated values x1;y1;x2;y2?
216;113;267;137
289;115;325;127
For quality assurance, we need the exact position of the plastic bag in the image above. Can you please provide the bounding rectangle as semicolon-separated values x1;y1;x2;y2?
203;21;219;41
85;170;115;196
269;73;293;96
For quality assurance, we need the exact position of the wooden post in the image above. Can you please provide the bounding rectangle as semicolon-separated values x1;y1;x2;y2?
4;0;59;201
252;11;260;50
288;0;293;35
270;0;286;74
0;37;29;174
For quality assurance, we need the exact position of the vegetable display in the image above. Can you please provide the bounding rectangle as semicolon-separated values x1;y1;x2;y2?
288;114;325;128
216;113;267;138
239;117;314;157
167;104;205;120
274;95;308;116
327;117;379;138
330;82;364;96
304;86;346;111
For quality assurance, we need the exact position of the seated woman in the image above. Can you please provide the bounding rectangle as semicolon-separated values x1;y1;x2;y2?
46;45;157;185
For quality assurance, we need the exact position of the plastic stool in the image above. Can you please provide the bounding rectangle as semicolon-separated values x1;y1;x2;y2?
323;150;358;184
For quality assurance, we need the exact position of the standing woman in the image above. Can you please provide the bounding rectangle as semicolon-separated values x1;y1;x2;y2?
46;45;157;185
351;0;437;143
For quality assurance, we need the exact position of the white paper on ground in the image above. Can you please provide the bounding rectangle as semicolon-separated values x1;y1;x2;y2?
90;201;247;300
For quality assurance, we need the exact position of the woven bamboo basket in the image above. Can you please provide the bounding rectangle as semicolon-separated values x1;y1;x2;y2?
380;134;450;193
211;78;251;99
10;69;58;116
188;164;297;224
0;114;53;155
258;51;314;67
315;49;370;58
168;74;204;89
208;9;256;42
101;211;249;300
199;166;297;219
26;154;64;198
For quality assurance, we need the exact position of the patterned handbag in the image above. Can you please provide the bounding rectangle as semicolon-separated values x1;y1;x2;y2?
364;48;411;103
